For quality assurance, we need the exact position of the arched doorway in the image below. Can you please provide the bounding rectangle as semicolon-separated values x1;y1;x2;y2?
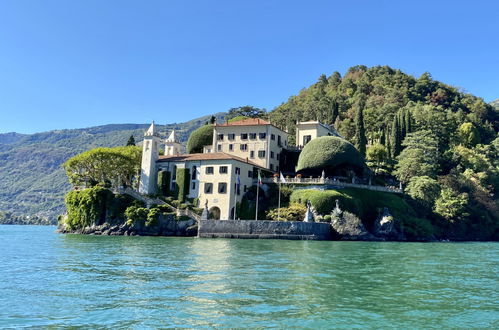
209;206;221;220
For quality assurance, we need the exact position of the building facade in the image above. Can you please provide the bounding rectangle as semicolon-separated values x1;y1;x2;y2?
295;120;340;148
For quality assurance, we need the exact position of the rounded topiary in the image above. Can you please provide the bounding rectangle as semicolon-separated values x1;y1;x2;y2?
186;124;213;154
296;136;366;174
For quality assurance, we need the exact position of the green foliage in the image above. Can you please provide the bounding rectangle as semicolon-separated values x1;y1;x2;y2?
266;203;306;221
146;208;160;227
353;97;367;156
296;136;366;174
64;186;113;229
434;188;469;222
402;216;435;240
406;176;441;208
175;168;190;202
226;106;266;121
394;130;439;183
228;116;249;123
157;171;171;196
124;206;148;226
63;146;141;189
458;122;480;148
126;135;136;146
186;124;213;154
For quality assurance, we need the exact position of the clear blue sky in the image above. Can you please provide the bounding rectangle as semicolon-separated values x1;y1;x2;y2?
0;0;498;134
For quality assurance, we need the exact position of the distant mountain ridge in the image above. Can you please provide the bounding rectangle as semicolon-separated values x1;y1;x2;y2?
0;113;226;219
491;98;499;110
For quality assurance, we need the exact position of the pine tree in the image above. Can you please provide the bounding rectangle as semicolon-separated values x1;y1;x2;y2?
354;98;367;156
126;135;136;146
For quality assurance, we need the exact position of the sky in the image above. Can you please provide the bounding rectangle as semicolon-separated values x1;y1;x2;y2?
0;0;498;134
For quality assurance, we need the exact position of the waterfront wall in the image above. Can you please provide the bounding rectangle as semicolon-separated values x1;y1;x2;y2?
198;220;332;240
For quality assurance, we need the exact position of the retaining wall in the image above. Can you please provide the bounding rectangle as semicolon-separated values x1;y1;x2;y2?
198;220;332;240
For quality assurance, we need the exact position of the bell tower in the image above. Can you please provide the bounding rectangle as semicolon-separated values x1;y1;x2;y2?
164;130;184;156
139;122;161;194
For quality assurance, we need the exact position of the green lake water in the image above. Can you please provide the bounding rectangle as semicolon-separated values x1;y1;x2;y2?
0;225;497;328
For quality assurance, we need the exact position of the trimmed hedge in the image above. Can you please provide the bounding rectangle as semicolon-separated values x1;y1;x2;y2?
296;136;366;174
175;168;190;203
186;124;213;154
157;170;171;196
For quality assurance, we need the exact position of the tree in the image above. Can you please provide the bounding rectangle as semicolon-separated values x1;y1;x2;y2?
226;106;266;120
186;124;214;154
390;115;401;157
353;97;367;156
63;146;141;189
394;130;439;183
366;143;388;174
434;188;468;222
458;122;480;148
406;176;441;208
126;135;136;146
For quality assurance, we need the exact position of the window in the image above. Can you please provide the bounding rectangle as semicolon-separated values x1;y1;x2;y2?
244;185;247;192
259;133;266;139
249;133;257;140
217;134;224;141
219;166;228;174
206;166;214;174
276;153;280;161
217;144;222;151
248;170;253;178
191;166;197;180
241;133;248;140
204;183;213;194
235;167;240;175
278;135;282;146
271;134;275;140
240;144;248;151
270;151;274;159
172;165;177;180
276;166;279;172
192;182;196;190
303;135;312;146
229;144;233;151
258;150;266;158
270;164;274;170
218;182;227;193
250;151;255;158
235;183;240;195
228;133;235;140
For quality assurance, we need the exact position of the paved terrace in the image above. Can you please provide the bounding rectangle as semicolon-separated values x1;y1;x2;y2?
259;177;403;194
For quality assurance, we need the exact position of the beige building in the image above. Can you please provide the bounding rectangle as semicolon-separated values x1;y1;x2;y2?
210;118;288;172
157;153;265;220
295;120;340;148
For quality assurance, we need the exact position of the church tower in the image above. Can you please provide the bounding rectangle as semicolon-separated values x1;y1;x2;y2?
139;122;161;194
164;130;184;156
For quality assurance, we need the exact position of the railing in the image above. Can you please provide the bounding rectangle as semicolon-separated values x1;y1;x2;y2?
177;208;201;221
257;177;402;194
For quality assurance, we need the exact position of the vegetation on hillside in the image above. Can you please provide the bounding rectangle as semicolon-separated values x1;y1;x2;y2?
270;65;498;239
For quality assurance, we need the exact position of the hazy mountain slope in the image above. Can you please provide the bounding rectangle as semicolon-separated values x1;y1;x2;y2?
0;113;226;219
491;98;499;110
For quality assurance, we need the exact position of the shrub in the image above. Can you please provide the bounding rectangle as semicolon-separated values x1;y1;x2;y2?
124;206;148;226
402;216;435;240
266;203;307;221
296;136;366;174
406;176;441;208
175;168;190;202
157;170;171;196
146;208;160;227
186;124;213;154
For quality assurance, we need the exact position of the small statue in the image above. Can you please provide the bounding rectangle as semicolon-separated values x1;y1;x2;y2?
201;199;209;220
304;200;314;222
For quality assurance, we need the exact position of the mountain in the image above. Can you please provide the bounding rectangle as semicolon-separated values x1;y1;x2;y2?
0;113;226;219
491;98;499;110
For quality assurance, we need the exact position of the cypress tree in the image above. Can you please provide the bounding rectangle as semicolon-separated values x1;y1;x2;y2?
386;130;392;159
380;129;386;146
354;98;367;156
126;135;136;146
331;99;339;125
390;116;401;157
405;109;412;133
400;111;406;141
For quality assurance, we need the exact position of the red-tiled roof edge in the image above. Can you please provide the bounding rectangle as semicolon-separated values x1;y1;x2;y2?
216;117;287;133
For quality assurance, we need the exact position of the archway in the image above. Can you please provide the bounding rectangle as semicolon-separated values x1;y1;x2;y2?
209;206;221;220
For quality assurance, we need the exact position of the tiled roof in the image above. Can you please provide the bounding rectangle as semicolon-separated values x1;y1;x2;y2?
157;152;266;169
217;118;271;127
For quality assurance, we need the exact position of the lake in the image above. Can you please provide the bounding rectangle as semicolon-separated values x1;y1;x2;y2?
0;225;497;328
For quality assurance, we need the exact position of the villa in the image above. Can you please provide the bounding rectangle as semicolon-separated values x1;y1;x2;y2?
138;118;339;220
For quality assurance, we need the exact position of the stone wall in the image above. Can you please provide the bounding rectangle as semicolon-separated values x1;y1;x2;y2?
198;220;332;240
